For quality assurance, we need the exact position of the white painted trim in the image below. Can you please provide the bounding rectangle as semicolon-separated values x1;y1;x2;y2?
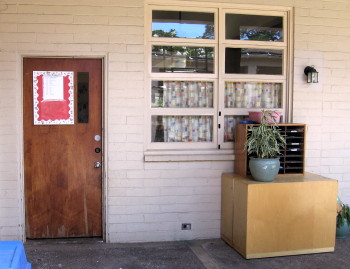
18;53;25;242
102;54;109;243
147;0;293;12
286;7;295;123
144;149;234;162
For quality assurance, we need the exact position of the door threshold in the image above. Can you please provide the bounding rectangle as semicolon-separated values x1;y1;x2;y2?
26;237;104;245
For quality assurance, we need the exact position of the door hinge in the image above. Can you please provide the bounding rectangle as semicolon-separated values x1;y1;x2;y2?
218;124;221;128
219;111;221;116
218;144;221;149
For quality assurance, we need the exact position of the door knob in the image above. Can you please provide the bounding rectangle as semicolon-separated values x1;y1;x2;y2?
94;162;101;168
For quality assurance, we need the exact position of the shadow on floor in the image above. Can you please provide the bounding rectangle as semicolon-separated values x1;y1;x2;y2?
25;237;350;269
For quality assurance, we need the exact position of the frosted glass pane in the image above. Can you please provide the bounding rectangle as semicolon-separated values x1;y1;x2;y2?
77;72;89;123
224;115;249;142
225;82;282;109
152;116;213;142
151;81;213;108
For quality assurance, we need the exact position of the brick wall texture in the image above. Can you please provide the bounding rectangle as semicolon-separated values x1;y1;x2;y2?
0;0;349;242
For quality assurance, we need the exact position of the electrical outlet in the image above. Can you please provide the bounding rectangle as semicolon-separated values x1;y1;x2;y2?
181;223;191;230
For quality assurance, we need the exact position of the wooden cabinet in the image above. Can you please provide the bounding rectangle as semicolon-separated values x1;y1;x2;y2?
221;173;338;259
234;123;306;177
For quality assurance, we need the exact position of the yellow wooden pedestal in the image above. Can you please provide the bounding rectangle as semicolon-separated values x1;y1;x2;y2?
221;173;338;259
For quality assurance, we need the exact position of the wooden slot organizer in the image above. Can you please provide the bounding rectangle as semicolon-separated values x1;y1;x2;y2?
221;123;338;259
234;123;307;177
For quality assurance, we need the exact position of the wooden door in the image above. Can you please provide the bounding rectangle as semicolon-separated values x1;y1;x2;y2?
23;58;102;238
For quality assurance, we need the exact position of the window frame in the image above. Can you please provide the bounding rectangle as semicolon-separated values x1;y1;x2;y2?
218;7;290;149
146;4;219;150
145;1;294;156
219;8;288;47
147;77;219;150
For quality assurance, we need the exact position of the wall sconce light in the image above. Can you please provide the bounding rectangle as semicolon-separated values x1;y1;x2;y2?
304;66;319;83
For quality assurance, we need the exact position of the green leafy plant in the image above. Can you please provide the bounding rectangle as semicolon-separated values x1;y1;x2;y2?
337;203;350;228
244;110;286;159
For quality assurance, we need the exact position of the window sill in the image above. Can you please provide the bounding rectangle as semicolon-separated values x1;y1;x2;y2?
144;149;235;162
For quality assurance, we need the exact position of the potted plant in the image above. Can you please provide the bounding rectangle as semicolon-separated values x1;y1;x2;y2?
244;110;286;182
336;200;350;238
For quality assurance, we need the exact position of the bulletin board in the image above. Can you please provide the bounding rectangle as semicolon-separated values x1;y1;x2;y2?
33;71;74;125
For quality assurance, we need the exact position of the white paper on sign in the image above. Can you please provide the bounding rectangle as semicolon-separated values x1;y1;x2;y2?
43;74;64;101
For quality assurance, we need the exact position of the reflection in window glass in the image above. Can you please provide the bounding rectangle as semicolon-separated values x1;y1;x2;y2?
225;82;282;108
225;48;282;75
152;115;213;142
224;115;249;142
78;72;89;123
226;14;283;42
152;10;214;39
152;46;214;73
152;81;214;108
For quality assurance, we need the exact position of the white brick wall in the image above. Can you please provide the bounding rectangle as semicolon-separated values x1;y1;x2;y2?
0;0;350;242
291;0;350;204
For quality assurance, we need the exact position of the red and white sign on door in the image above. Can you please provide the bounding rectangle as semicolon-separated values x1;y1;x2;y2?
33;71;74;125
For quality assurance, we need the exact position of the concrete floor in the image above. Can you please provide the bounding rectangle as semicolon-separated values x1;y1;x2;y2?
25;237;350;269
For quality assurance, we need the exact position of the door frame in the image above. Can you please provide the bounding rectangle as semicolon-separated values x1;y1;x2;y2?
20;54;108;241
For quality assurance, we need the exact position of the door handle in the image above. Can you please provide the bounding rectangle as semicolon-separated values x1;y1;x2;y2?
94;162;101;168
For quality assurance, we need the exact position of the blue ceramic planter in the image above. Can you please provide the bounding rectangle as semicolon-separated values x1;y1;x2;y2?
249;158;280;182
336;222;350;239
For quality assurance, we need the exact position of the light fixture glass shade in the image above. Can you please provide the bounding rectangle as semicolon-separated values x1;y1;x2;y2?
304;66;318;83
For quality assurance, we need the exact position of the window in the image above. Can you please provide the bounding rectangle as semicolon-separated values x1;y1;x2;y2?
224;48;283;75
146;2;293;153
152;46;214;73
152;10;215;39
225;13;283;42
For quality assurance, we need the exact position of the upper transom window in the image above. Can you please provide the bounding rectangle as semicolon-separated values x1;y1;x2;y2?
225;13;283;42
152;10;215;39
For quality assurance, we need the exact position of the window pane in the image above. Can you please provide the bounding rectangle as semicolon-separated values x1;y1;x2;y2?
152;46;214;73
225;48;282;75
226;13;283;42
152;10;214;39
152;81;214;108
77;72;89;123
152;116;213;142
224;115;249;142
225;82;282;108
